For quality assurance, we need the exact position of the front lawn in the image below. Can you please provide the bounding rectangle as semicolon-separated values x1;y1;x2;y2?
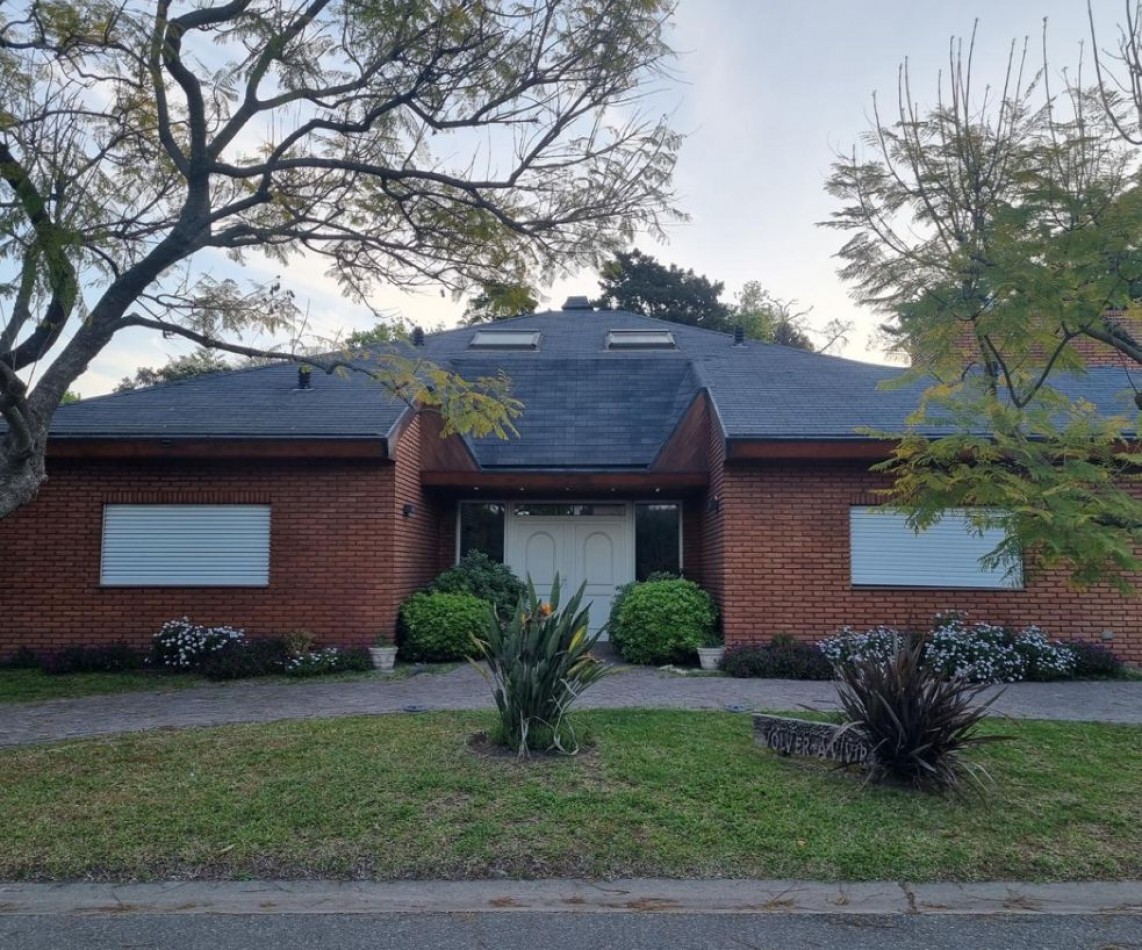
2;711;1138;882
0;669;206;704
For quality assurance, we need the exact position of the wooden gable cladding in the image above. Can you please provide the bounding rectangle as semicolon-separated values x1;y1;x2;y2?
47;438;388;460
419;470;708;492
416;410;479;471
650;390;712;473
725;439;892;461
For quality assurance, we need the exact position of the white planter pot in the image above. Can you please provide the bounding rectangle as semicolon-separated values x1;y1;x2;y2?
369;646;398;672
697;646;725;671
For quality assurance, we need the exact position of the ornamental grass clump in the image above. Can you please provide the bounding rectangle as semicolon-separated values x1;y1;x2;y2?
472;576;610;756
834;638;1006;794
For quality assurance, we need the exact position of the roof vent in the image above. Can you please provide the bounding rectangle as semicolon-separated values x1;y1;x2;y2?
469;329;541;350
606;329;676;350
562;295;594;311
733;325;745;346
296;365;312;390
412;326;425;346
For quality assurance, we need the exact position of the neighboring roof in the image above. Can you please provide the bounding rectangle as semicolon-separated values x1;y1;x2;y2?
44;308;1142;468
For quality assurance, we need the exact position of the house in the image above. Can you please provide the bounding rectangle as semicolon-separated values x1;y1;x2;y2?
2;299;1139;662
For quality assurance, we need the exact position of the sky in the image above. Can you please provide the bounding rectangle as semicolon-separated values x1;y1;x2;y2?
75;0;1121;395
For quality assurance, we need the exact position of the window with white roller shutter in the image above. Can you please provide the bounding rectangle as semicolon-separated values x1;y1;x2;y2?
849;506;1022;589
101;505;270;586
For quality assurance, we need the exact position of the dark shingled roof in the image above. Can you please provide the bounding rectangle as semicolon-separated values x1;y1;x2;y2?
45;309;1141;468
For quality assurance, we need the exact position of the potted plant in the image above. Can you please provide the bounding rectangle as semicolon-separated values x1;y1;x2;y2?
369;635;399;672
696;630;725;671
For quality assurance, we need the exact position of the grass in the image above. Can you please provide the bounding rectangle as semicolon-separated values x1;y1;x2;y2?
0;669;206;703
0;663;461;704
1;710;1138;882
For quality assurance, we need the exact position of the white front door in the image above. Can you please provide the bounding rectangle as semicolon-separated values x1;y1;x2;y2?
505;503;633;638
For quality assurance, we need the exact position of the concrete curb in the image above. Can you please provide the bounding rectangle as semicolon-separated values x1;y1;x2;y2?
1;879;1139;917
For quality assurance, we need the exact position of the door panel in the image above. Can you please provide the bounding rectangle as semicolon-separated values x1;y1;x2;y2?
523;530;560;587
504;507;633;639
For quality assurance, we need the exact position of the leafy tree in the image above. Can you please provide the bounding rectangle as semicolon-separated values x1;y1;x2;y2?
461;281;539;325
595;252;838;349
59;390;80;404
825;26;1142;589
594;249;733;331
116;347;235;392
0;0;680;517
734;280;850;352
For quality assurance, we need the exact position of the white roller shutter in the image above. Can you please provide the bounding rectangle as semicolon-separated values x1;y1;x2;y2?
101;505;270;586
850;507;1021;589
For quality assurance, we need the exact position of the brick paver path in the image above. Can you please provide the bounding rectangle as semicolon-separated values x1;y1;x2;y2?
2;664;1139;748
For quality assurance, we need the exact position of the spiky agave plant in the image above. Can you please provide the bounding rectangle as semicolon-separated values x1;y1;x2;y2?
472;575;610;756
833;638;1008;794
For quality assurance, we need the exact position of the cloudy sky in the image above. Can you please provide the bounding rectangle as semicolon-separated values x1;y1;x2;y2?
78;0;1114;395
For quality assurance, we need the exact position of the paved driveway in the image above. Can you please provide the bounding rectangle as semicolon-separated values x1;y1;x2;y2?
1;665;1139;748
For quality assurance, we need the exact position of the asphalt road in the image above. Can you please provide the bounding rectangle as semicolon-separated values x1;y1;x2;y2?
4;912;1142;949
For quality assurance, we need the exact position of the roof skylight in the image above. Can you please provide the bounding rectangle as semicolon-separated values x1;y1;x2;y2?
606;329;676;350
469;330;541;350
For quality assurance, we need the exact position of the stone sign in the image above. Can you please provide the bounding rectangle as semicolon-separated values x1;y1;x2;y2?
753;714;874;766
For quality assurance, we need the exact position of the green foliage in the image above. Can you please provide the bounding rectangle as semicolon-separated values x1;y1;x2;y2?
428;551;525;620
610;578;717;665
0;0;681;519
197;639;291;681
826;33;1142;589
835;639;1007;794
472;575;610;755
721;640;834;680
1062;640;1127;679
461;280;539;325
116;348;234;392
40;644;145;675
595;249;732;330
399;592;490;662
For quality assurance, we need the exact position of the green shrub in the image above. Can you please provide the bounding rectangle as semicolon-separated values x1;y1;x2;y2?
834;639;1007;794
198;638;290;680
428;552;525;619
1063;640;1126;678
399;592;490;662
0;646;41;670
611;579;717;665
721;640;834;680
472;576;609;755
40;644;145;675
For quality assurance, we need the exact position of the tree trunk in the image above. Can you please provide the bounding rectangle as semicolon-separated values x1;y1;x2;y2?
0;432;48;519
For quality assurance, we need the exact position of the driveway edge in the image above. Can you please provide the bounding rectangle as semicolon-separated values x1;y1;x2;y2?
1;879;1139;917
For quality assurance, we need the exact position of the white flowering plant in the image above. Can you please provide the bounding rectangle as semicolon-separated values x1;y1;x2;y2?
819;613;1080;685
1012;627;1077;681
150;618;246;670
818;626;908;666
285;646;371;677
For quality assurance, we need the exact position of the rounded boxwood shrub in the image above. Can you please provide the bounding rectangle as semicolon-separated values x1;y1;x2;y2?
428;551;525;620
399;591;491;662
611;579;717;665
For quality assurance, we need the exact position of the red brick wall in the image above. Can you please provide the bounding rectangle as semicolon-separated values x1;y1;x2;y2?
391;414;453;618
0;456;403;654
695;407;727;606
717;460;1142;663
